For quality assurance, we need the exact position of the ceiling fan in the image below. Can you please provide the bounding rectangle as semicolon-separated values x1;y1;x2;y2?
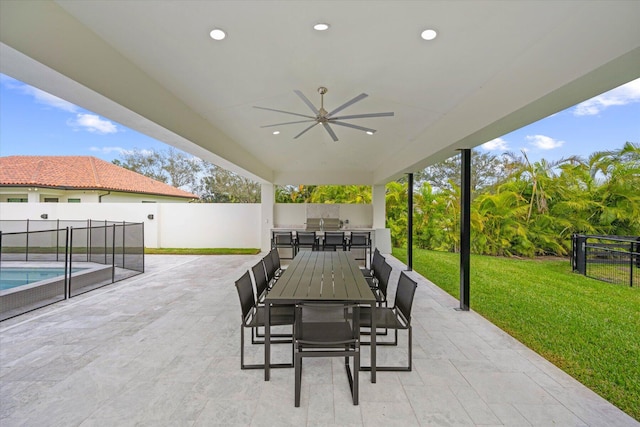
253;87;394;142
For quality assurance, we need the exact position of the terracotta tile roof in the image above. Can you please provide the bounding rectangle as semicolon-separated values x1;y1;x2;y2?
0;156;198;199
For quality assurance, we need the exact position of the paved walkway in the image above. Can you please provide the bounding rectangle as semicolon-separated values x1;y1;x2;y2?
1;254;637;426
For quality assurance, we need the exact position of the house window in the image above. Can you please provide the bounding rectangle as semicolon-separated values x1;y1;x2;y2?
44;198;59;203
68;198;81;203
7;198;27;203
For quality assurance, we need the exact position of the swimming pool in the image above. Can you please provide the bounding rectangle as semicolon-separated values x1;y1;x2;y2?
0;267;85;290
1;262;114;321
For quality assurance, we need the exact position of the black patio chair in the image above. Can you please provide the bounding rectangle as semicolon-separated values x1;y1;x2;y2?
251;260;270;303
361;247;383;281
294;303;361;406
371;259;392;307
234;270;294;370
360;258;392;339
360;271;418;371
269;248;285;280
323;231;346;251
262;248;281;289
348;231;372;268
295;231;319;252
252;258;292;343
272;231;296;259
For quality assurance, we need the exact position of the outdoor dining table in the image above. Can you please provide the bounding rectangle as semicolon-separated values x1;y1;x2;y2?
264;250;378;382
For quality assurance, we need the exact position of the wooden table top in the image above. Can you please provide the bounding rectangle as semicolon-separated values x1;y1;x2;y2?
266;251;375;304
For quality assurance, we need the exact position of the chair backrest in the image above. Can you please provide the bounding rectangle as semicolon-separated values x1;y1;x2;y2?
324;231;345;245
394;272;418;324
235;270;256;322
295;303;359;345
269;248;281;272
371;248;385;277
251;260;268;300
263;252;276;282
273;231;293;246
376;260;393;297
350;232;370;246
297;231;317;245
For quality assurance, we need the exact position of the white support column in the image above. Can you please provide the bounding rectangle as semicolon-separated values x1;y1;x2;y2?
372;185;386;228
372;184;391;254
260;183;275;253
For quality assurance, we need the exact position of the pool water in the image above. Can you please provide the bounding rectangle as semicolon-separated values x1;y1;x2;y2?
0;267;85;290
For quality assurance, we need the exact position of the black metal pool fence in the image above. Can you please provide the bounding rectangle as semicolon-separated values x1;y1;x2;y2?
571;234;639;287
0;220;144;321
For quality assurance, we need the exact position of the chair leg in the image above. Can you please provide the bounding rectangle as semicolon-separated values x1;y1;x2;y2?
242;326;295;370
295;351;302;407
407;325;412;372
240;325;245;369
360;327;410;372
353;347;359;405
253;325;292;344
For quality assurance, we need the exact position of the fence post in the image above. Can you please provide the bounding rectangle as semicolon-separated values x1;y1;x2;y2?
56;219;60;262
111;224;116;283
86;219;90;262
66;227;72;299
25;218;30;262
122;221;126;270
573;234;587;275
142;222;145;273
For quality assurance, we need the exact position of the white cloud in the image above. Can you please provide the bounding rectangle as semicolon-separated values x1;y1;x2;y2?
89;146;126;154
573;78;640;116
526;134;564;150
481;138;509;151
120;148;156;157
1;74;78;112
29;88;78;112
69;113;118;134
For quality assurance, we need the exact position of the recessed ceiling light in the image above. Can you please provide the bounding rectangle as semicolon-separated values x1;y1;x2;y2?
272;131;280;135
421;29;437;41
209;28;226;40
313;23;330;31
366;131;374;135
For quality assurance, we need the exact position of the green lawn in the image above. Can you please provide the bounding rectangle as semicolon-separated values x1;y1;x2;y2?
392;247;640;420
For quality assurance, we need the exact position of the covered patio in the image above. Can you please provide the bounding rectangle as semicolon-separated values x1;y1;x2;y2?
1;254;635;426
1;2;640;424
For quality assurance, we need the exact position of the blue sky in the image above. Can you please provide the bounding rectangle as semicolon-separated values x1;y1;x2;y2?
1;73;638;166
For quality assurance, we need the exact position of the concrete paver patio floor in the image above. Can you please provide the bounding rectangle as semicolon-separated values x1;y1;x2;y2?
1;254;637;426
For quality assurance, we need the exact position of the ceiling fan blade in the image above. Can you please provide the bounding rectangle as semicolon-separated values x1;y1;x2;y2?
294;122;320;139
260;119;316;128
253;106;315;119
322;123;339;142
330;120;376;134
331;112;394;120
327;93;368;117
294;90;319;115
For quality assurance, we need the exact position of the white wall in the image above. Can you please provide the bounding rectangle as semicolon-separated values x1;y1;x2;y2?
156;203;261;248
0;203;261;249
273;203;372;229
0;202;378;250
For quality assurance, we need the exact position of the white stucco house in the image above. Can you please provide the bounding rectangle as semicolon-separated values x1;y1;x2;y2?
0;155;198;203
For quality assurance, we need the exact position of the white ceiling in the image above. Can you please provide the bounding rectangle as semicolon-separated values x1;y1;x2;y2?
1;1;639;185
